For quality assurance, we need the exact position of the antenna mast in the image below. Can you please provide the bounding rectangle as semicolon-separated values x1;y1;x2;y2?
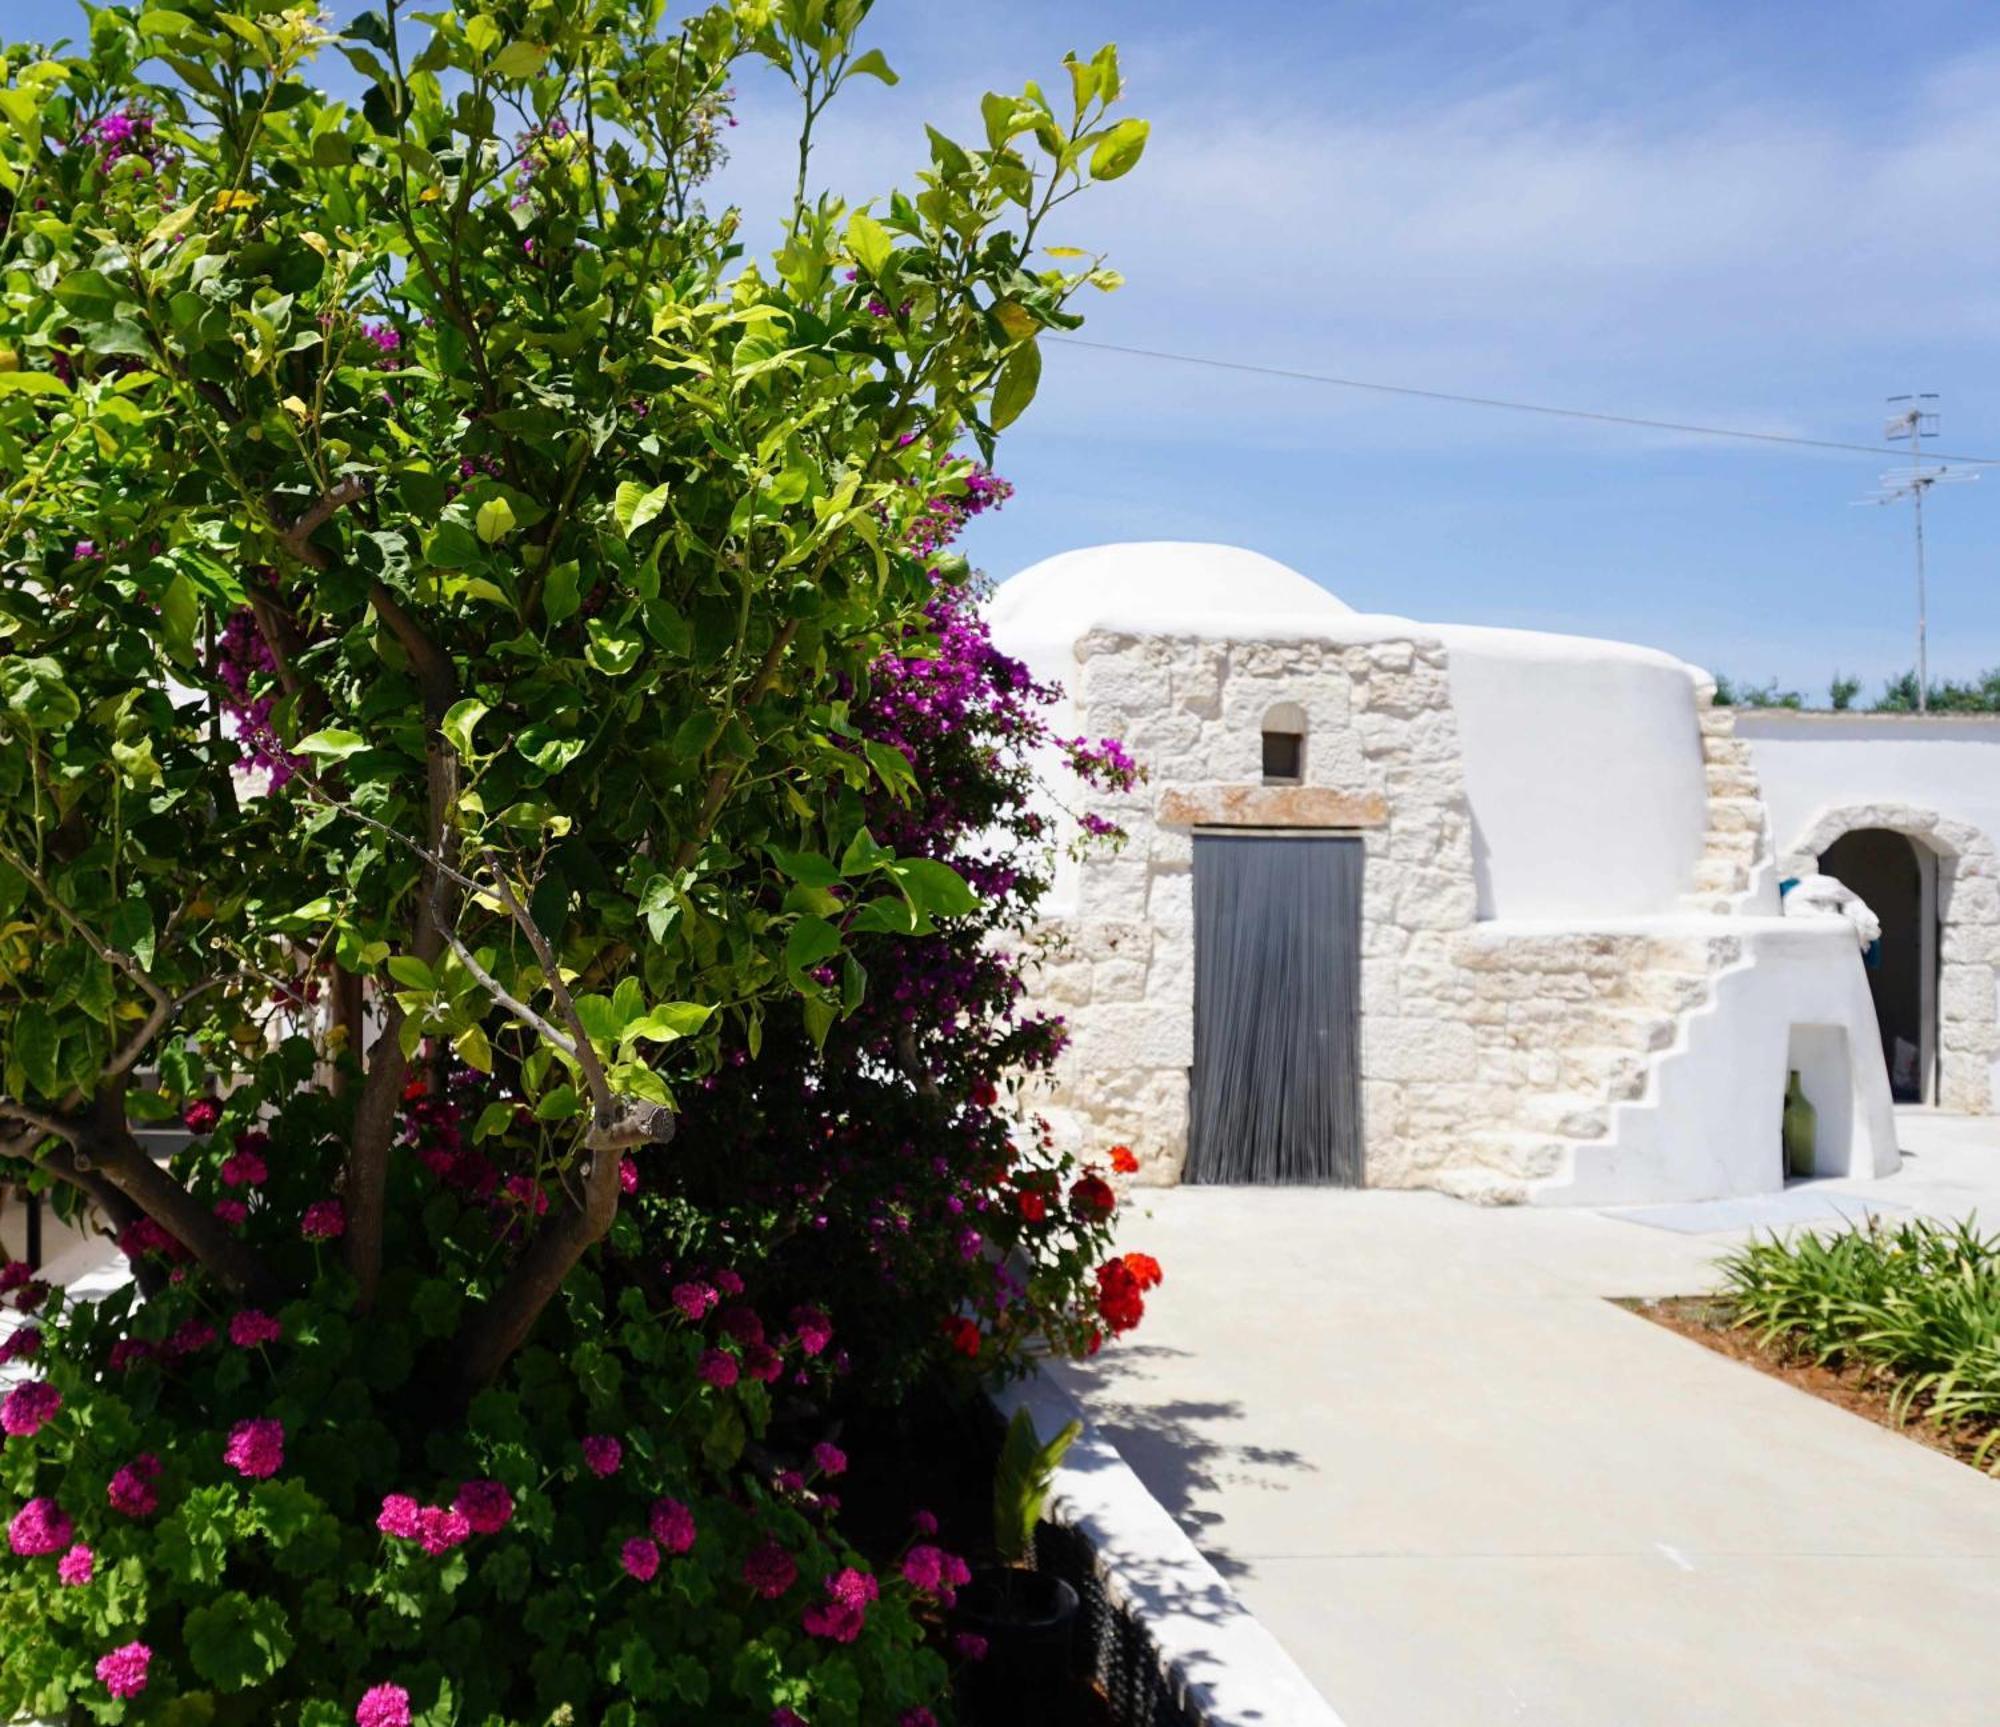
1857;394;1975;714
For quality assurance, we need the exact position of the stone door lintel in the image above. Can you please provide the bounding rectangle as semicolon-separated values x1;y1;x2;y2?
1155;785;1388;828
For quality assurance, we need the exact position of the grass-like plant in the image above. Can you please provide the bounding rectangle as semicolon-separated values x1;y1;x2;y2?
1717;1215;2000;1463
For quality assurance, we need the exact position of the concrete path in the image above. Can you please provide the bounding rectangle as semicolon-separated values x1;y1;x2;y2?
1056;1112;2000;1727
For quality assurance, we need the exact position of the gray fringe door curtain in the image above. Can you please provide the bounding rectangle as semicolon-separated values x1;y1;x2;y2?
1187;833;1363;1185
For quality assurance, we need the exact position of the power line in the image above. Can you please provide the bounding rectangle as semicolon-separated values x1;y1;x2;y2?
1045;335;2000;466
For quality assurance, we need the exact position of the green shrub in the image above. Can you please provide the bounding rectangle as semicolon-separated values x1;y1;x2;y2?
1718;1216;2000;1457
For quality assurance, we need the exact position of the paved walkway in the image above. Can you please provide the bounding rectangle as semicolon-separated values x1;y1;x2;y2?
1056;1112;2000;1727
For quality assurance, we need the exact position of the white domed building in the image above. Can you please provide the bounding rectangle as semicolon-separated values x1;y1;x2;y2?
988;543;2000;1204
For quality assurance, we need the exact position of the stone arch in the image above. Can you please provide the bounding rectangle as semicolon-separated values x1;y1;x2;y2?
1782;802;2000;1113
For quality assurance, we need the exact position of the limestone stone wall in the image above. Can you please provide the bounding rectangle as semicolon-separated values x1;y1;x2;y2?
1025;628;1749;1195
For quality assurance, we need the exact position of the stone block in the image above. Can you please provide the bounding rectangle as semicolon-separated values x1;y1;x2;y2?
1361;1017;1478;1083
1068;1003;1194;1071
1155;784;1388;829
1092;956;1149;1003
1078;858;1152;920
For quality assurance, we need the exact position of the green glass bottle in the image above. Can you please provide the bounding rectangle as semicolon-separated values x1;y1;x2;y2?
1782;1070;1817;1180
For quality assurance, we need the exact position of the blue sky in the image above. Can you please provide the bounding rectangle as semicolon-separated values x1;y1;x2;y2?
17;0;2000;695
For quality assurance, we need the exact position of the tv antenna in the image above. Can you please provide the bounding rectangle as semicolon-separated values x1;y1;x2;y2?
1855;394;1976;713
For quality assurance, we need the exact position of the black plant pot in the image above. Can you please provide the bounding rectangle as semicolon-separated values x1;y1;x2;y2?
952;1566;1080;1724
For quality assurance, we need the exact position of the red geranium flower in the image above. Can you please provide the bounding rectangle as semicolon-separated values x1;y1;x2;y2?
1109;1145;1139;1175
1094;1259;1146;1334
1121;1251;1164;1290
1069;1174;1116;1222
1015;1189;1047;1224
944;1316;981;1358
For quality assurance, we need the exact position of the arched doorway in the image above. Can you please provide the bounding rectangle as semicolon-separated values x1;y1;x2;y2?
1819;828;1934;1102
1783;803;2000;1115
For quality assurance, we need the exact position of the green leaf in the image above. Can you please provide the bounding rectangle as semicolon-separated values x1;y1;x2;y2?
491;38;547;77
844;212;892;278
184;1591;295;1691
769;847;841;889
614;480;671;539
441;698;489;759
585;619;644;677
888;857;979;918
0;656;79;731
991;338;1041;431
1089;117;1150;181
454;1023;493;1072
534;1084;581;1122
160;573;199;668
475;496;517;544
53;269;132;321
784;915;842;989
295;728;367;760
847;47;898;84
0;372;70;398
385;956;434;990
621;1002;712;1045
862;739;919;802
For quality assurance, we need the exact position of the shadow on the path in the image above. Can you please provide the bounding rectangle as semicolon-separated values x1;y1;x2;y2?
1060;1344;1318;1580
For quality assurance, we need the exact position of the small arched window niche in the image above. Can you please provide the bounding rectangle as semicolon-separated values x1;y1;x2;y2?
1261;701;1306;786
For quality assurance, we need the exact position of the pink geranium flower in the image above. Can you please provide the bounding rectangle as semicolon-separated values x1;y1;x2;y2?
1;1379;60;1437
355;1681;411;1727
301;1200;345;1240
453;1479;514;1534
376;1494;421;1540
620;1536;660;1581
96;1641;151;1698
9;1497;72;1555
811;1441;847;1478
57;1543;94;1585
108;1453;162;1518
648;1496;696;1555
697;1348;739;1389
223;1417;284;1479
416;1504;470;1555
581;1434;622;1478
802;1566;878;1642
742;1538;797;1599
230;1309;282;1348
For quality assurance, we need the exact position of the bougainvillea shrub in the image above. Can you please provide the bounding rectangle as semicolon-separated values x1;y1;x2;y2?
0;0;1153;1718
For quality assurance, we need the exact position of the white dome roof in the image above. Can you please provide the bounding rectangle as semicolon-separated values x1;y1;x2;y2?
988;542;1351;646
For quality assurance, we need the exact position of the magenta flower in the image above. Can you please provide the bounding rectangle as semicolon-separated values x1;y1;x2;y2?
811;1441;847;1478
0;1326;41;1365
57;1542;94;1586
376;1494;421;1540
789;1306;833;1357
1;1379;61;1437
742;1538;797;1599
182;1098;221;1134
697;1348;739;1389
301;1200;345;1240
620;1536;660;1581
900;1711;940;1727
220;1148;268;1188
648;1496;696;1555
213;1198;249;1227
581;1434;622;1478
8;1497;73;1555
223;1417;284;1479
952;1631;988;1662
355;1681;411;1727
0;1262;28;1293
619;1156;639;1195
802;1566;878;1642
416;1504;470;1555
772;1711;809;1727
165;1317;216;1357
96;1641;151;1699
453;1479;514;1535
671;1281;716;1321
107;1453;162;1518
901;1542;971;1604
230;1309;282;1348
